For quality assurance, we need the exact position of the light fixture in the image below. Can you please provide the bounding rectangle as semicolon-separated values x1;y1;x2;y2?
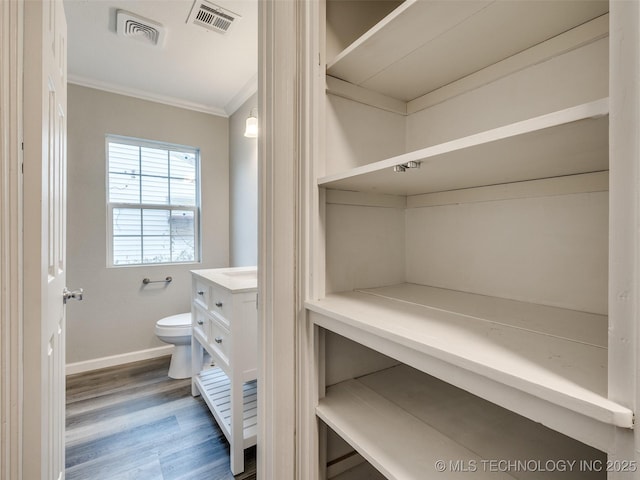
244;108;258;138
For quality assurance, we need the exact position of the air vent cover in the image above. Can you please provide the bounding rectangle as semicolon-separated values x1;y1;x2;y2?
116;10;165;46
187;1;241;34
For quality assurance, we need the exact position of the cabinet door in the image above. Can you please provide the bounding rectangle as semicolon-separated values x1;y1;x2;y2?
210;314;231;370
193;278;211;310
192;306;209;342
211;286;232;325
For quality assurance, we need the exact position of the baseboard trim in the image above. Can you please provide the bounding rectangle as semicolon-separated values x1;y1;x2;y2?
66;345;174;376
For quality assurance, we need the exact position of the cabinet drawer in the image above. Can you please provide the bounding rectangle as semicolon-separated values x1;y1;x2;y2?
209;315;230;369
210;286;232;326
193;278;211;310
192;307;208;342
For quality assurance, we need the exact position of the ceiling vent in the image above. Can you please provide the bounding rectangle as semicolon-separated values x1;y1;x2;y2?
187;1;241;34
116;10;165;46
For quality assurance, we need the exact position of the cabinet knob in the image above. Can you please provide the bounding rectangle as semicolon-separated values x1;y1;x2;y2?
214;336;223;344
197;290;205;296
215;301;223;307
197;320;204;325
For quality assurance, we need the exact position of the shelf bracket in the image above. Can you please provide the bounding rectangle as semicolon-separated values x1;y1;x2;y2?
393;160;421;173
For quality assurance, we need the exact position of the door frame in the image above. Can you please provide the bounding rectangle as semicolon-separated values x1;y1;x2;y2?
0;1;24;479
257;0;323;478
257;1;298;478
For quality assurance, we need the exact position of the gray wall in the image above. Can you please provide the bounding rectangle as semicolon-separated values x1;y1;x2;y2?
66;84;229;365
229;93;258;266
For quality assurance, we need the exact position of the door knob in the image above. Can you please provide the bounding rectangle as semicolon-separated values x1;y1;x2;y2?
63;287;84;304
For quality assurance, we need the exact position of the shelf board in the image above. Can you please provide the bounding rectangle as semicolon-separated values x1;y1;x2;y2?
194;367;257;448
318;373;515;480
306;283;633;438
363;283;607;348
318;365;605;480
318;99;609;196
327;0;608;102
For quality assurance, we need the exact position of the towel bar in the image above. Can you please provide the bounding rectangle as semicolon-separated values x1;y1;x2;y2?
142;276;173;285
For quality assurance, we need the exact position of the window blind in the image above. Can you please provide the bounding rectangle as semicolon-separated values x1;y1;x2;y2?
107;137;200;266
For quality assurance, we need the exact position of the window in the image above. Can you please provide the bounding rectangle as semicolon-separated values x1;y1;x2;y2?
106;135;200;266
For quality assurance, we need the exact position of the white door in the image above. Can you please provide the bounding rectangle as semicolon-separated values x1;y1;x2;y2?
23;0;70;478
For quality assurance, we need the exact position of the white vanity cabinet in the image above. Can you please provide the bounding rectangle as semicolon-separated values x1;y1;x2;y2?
301;1;639;479
190;266;258;475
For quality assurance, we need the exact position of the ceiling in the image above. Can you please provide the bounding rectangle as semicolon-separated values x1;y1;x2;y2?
64;0;258;117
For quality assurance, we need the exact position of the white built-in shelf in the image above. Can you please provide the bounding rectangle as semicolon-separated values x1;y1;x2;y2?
306;283;633;451
327;0;608;101
317;364;605;480
194;367;257;448
318;99;609;196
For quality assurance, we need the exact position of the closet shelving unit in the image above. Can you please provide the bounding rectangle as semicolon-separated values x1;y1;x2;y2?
305;0;632;478
317;99;609;197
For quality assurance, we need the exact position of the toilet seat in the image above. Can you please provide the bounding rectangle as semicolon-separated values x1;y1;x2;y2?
155;313;192;337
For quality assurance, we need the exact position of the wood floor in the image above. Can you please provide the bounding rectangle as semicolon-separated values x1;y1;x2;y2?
65;356;256;480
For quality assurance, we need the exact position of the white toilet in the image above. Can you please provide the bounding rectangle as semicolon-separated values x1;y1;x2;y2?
155;312;192;379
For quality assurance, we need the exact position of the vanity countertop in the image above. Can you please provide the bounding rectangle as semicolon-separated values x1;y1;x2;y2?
191;266;257;293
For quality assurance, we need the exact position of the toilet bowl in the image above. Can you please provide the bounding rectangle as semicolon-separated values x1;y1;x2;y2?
155;313;192;379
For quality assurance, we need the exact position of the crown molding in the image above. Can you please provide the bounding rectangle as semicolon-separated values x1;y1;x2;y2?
67;74;229;117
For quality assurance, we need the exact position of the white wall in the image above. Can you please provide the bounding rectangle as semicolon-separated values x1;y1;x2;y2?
405;37;609;151
405;190;609;314
229;93;258;267
325;202;405;293
66;84;229;365
325;94;405;176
